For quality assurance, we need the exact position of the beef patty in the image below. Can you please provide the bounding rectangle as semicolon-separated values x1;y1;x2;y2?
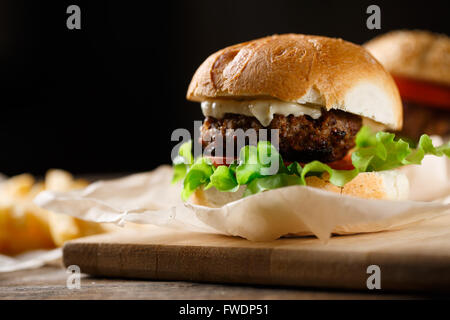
200;109;362;163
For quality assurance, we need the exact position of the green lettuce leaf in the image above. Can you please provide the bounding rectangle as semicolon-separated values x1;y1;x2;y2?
179;140;194;165
235;141;288;185
181;157;214;201
300;161;359;187
352;126;450;172
209;165;239;192
244;174;302;197
287;161;303;176
173;127;450;201
235;145;262;185
172;162;188;184
171;140;194;184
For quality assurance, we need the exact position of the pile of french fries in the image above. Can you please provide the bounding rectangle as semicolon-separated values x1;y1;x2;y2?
0;170;110;255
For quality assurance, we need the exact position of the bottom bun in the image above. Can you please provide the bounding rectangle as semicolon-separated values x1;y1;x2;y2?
191;170;409;207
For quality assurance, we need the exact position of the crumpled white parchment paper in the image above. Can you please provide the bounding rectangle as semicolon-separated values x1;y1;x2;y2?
0;249;61;273
33;155;450;242
2;138;449;273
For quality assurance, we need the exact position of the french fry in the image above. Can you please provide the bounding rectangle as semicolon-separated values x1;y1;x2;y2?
48;212;108;246
0;169;110;255
45;169;78;192
44;169;107;246
0;205;54;255
0;174;35;203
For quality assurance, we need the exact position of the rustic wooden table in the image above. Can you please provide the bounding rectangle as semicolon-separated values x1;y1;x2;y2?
0;261;444;300
1;173;447;300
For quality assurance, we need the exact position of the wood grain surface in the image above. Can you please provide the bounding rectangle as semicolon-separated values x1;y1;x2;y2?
63;214;450;293
2;264;437;300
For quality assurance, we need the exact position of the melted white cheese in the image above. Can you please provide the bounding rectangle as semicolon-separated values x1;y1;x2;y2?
201;99;322;126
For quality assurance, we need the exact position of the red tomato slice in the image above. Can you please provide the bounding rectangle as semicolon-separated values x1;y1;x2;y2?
393;76;450;109
289;153;354;170
207;156;236;168
323;153;354;170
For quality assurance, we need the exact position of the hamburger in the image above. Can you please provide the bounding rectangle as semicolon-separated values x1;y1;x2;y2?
364;30;450;141
172;34;450;207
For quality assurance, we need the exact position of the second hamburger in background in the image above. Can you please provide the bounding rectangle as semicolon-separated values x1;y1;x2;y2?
365;30;450;142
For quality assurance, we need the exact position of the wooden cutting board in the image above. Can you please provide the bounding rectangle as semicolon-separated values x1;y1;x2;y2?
63;214;450;292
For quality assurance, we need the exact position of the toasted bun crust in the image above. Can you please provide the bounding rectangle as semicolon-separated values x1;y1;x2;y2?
191;170;409;208
364;30;450;86
187;34;402;129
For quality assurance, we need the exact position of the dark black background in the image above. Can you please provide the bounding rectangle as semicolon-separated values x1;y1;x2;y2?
0;0;448;176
